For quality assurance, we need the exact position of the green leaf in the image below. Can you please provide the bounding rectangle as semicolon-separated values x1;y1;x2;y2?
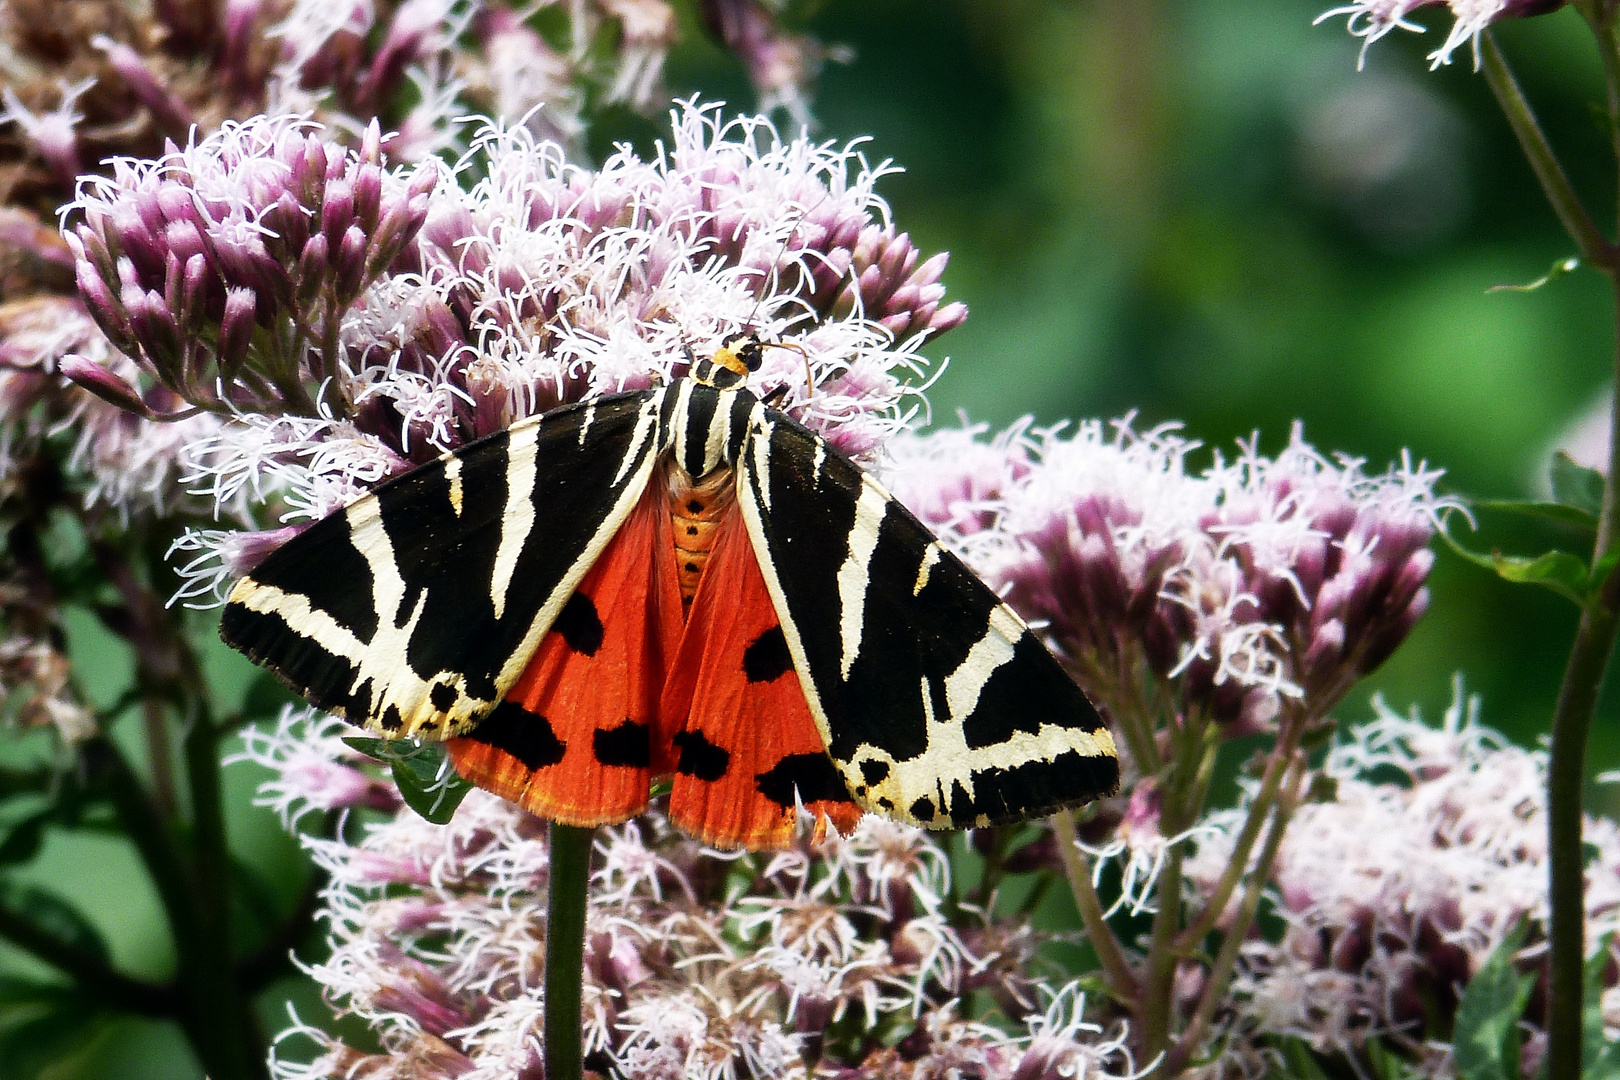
0;881;110;966
1487;254;1582;293
0;976;78;1009
1471;499;1598;531
1269;1036;1333;1080
1584;935;1620;1079
0;993;111;1080
343;738;473;825
1492;551;1593;601
1550;452;1606;518
1454;924;1532;1080
0;810;49;867
341;736;396;763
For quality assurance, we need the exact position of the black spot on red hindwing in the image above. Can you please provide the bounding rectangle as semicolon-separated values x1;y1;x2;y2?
554;592;604;656
381;704;404;731
673;730;730;781
593;720;651;768
465;699;565;769
430;683;457;711
754;753;852;809
742;625;793;683
860;760;890;786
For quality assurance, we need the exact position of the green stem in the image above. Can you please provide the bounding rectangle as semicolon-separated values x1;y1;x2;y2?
546;823;594;1080
0;902;173;1015
1542;274;1620;1080
1139;845;1184;1066
1478;22;1620;1076
1574;2;1620;232
1173;718;1302;953
1050;811;1138;1007
183;705;264;1080
1480;32;1615;268
1546;604;1612;1077
1163;757;1305;1076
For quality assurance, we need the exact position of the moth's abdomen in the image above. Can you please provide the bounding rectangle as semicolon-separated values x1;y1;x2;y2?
667;463;737;612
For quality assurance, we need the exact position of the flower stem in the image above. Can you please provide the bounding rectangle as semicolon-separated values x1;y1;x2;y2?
1543;272;1620;1080
1480;31;1615;267
1164;755;1305;1076
1479;28;1620;1074
1051;811;1138;1006
546;822;594;1080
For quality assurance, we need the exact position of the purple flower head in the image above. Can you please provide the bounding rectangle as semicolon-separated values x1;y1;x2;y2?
133;102;962;594
1201;424;1447;716
67;114;438;412
0;295;229;519
229;707;402;825
244;719;1134;1080
1186;686;1620;1058
699;0;850;130
0;78;94;190
1317;0;1567;70
887;416;1447;736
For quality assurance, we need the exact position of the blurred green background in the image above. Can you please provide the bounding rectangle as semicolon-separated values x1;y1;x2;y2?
29;0;1620;1073
760;0;1620;787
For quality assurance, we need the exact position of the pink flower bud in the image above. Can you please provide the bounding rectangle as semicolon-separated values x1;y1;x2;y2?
218;287;257;374
59;354;150;416
75;259;130;346
335;224;368;299
321;180;355;247
353;163;383;233
294;234;328;305
91;35;194;137
930;301;969;334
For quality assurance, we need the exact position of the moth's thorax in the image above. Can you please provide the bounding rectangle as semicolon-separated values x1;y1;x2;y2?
663;379;759;480
666;459;736;614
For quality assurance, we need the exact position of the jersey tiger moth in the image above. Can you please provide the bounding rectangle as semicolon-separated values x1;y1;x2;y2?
220;335;1119;849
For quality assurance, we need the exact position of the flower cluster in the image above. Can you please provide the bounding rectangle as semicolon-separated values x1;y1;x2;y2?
1315;0;1567;69
67;115;439;414
61;102;966;601
1187;687;1620;1072
886;418;1447;739
240;714;1140;1080
0;0;705;210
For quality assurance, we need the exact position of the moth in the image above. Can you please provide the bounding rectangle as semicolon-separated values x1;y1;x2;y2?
221;335;1119;849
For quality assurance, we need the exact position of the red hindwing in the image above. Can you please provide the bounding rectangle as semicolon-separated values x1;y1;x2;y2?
447;485;683;827
660;509;862;849
449;477;861;848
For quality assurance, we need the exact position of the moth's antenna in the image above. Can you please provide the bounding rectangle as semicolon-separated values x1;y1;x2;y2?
763;340;814;398
744;200;812;334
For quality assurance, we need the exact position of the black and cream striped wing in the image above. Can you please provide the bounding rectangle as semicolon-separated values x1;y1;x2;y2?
735;408;1120;829
220;390;665;739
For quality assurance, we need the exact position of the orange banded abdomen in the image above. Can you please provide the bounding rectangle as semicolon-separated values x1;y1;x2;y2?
667;465;736;612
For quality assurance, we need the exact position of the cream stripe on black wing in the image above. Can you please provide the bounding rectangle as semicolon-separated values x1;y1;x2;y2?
221;390;665;738
735;407;1119;829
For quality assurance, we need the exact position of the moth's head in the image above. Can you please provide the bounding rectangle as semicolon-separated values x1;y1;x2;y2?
713;331;766;377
